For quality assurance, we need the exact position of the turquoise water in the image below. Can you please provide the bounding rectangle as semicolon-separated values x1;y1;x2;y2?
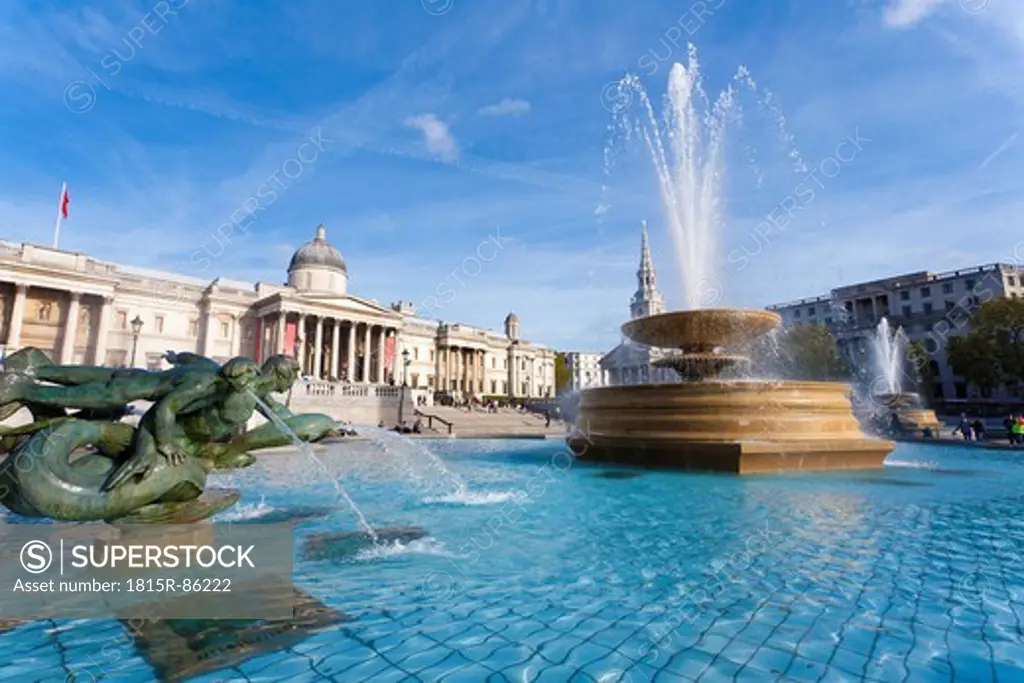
3;440;1024;681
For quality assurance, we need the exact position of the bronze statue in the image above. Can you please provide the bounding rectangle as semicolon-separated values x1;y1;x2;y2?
0;348;337;522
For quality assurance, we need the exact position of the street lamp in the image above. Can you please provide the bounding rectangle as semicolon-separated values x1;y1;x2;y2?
129;315;144;368
398;348;412;425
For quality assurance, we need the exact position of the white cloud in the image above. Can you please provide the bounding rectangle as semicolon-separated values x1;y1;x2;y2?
477;98;532;116
883;0;945;28
403;113;458;162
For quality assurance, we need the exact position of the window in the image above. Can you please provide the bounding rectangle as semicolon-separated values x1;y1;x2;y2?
925;338;939;353
1009;276;1017;287
944;301;955;312
824;317;832;325
188;319;199;337
923;302;933;314
117;311;127;329
942;282;953;294
220;321;229;338
900;291;910;301
37;301;53;322
491;380;497;394
807;307;816;317
920;287;931;298
965;279;975;290
427;375;435;388
521;360;526;371
411;373;420;388
793;310;801;319
154;315;165;334
491;357;496;369
902;305;912;317
430;350;435;362
413;347;419;360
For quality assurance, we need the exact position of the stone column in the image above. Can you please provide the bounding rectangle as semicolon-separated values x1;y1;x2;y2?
346;321;356;382
445;346;452;391
435;341;442;391
60;292;81;364
479;350;485;394
229;317;241;357
296;313;307;373
376;326;386;383
330;319;341;379
6;284;28;350
93;296;113;365
203;304;217;357
275;311;286;355
468;349;475;394
313;317;324;379
362;323;372;383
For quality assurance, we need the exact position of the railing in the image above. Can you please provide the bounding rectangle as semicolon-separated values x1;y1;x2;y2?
299;381;400;399
415;409;454;434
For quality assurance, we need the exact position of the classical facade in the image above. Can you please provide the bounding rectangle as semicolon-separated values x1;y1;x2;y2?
600;221;676;385
0;225;556;402
766;263;1024;401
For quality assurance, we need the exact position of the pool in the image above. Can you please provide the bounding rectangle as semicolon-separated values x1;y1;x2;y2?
2;439;1023;682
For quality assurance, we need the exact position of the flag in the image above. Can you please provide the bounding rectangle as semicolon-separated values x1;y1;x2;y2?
59;183;70;218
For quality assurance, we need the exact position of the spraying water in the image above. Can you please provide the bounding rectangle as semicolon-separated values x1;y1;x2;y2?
870;318;909;395
249;392;379;542
358;426;521;505
608;44;806;308
359;426;468;495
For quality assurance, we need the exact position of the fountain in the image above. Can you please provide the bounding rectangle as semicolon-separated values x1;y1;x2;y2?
867;318;943;438
568;309;894;473
572;48;894;473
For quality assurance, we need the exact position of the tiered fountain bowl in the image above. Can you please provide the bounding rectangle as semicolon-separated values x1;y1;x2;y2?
568;309;895;474
870;391;945;438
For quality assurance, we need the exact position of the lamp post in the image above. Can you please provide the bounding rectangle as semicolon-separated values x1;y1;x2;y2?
129;315;144;368
398;348;411;425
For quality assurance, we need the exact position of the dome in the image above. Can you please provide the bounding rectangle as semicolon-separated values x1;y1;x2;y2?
288;224;347;273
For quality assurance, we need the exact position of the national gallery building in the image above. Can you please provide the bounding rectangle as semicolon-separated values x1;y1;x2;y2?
0;225;556;401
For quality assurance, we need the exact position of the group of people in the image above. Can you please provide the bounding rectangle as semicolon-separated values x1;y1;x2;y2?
1004;414;1024;445
953;413;1024;445
379;418;424;434
953;414;987;441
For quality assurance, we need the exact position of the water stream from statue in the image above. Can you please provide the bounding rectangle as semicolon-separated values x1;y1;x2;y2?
249;392;379;542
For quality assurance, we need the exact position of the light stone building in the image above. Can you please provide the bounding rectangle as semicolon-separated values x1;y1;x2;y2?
600;221;676;385
564;351;605;392
766;263;1024;402
0;225;556;421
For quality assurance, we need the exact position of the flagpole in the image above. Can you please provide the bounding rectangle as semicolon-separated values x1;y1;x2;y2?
53;182;66;250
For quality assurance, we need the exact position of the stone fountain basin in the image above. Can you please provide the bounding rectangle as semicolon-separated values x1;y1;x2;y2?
621;309;781;350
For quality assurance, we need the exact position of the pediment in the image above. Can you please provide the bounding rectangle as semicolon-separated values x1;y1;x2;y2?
289;292;402;320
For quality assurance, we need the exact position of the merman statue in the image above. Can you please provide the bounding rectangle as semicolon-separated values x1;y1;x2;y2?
0;348;337;522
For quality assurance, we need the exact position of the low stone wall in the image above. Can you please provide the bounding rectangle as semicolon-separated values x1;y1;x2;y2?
285;380;413;426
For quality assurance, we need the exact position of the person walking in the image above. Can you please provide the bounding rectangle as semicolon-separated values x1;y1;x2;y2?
953;414;972;441
972;418;986;442
1015;415;1024;445
1004;414;1016;446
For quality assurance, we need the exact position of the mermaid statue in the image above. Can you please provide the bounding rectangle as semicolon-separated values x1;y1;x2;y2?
0;348;337;522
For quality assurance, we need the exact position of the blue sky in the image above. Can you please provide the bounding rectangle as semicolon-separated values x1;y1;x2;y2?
0;0;1021;352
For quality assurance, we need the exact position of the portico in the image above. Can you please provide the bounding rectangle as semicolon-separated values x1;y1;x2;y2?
255;306;401;383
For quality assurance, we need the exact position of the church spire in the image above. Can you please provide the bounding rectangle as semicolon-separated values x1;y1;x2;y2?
630;220;666;319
